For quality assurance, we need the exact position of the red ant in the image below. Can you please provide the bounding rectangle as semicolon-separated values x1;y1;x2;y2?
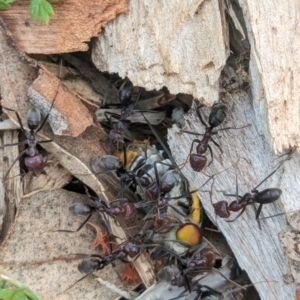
58;187;135;234
181;104;249;172
213;152;293;223
104;81;142;147
1;93;56;179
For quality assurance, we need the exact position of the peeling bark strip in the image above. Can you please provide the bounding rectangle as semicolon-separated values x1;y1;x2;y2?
0;0;129;54
92;0;228;104
29;67;97;137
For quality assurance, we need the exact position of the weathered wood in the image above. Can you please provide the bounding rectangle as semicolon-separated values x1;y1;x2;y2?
0;0;129;54
168;81;299;299
238;0;300;153
92;0;228;105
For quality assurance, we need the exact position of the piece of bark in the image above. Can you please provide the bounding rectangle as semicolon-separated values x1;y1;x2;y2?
238;0;300;153
0;0;129;54
39;62;103;106
92;0;228;104
60;54;119;105
29;66;97;137
168;80;299;299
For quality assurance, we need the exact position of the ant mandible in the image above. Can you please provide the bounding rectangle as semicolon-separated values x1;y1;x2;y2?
1;91;57;179
181;104;249;172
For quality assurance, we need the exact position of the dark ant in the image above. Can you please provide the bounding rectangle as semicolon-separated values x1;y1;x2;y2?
1;94;57;179
169;277;221;300
104;81;142;146
58;187;135;234
66;233;163;291
181;104;248;172
213;153;292;222
93;143;174;199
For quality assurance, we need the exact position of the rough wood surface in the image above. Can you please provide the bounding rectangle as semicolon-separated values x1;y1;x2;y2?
0;189;123;300
238;0;300;153
92;0;229;105
168;79;299;299
0;0;129;54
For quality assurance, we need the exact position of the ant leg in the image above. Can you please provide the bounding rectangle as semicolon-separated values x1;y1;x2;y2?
210;137;223;153
121;122;133;141
206;145;214;167
104;111;120;124
215;124;251;132
2;107;27;134
4;149;27;180
226;207;246;222
1;140;27;148
36;89;59;133
57;271;94;295
196;104;209;128
178;139;201;169
137;106;176;166
38;140;53;144
57;213;93;233
102;78;112;107
223;193;243;198
180;129;204;136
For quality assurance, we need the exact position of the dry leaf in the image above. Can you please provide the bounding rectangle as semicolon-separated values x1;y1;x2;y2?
0;0;129;54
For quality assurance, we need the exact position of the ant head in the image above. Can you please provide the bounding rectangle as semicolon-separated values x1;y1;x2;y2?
69;203;93;216
119;81;133;104
78;258;102;273
208;105;227;128
27;107;41;130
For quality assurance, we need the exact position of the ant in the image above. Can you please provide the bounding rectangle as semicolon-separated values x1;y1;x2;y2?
181;104;249;172
213;152;293;223
1;93;57;179
169;277;221;300
58;187;135;234
104;81;142;147
66;233;164;291
92;143;173;199
141;161;212;231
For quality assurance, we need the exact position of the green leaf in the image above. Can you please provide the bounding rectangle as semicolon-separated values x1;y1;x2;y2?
30;0;40;20
0;288;25;300
30;0;55;23
0;280;5;289
24;289;41;300
0;1;10;9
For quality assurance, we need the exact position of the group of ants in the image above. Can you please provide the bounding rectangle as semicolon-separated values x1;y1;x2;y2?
1;81;293;299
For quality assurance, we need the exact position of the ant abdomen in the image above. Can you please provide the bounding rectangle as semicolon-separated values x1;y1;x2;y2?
26;107;41;130
257;188;282;204
190;154;207;172
78;258;100;273
69;203;93;216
